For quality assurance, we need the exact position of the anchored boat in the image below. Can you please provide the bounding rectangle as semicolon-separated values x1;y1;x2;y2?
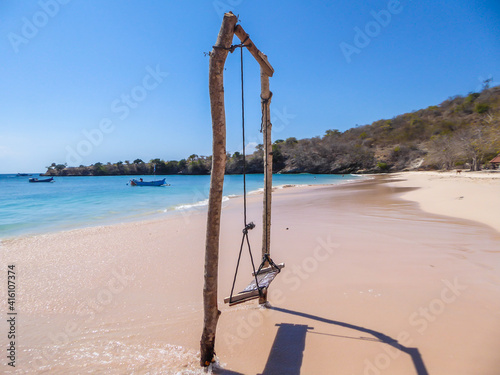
29;177;54;183
129;178;167;186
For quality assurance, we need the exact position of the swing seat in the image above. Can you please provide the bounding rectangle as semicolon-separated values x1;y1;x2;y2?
224;263;285;306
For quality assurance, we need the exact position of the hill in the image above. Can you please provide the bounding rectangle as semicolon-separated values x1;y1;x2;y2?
45;86;500;176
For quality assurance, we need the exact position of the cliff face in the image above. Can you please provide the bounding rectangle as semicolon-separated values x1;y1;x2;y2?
46;86;500;176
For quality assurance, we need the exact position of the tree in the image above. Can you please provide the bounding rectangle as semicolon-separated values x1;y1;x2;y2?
133;159;144;164
188;160;209;174
482;77;493;90
178;159;187;172
428;134;461;170
284;137;298;147
272;143;286;172
475;103;490;114
324;129;341;137
164;161;180;174
92;162;107;175
456;125;500;171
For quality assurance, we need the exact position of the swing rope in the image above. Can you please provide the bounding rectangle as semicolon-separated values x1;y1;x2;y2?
229;42;262;305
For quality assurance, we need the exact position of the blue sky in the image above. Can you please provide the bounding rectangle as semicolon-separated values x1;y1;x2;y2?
1;0;499;173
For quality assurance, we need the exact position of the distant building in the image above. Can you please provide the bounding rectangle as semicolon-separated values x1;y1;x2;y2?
490;154;500;169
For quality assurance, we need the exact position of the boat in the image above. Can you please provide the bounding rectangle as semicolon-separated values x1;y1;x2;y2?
129;178;167;187
17;173;33;177
29;177;54;183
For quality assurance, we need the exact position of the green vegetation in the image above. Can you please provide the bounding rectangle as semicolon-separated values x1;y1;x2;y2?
377;162;389;171
475;103;490;114
45;86;500;176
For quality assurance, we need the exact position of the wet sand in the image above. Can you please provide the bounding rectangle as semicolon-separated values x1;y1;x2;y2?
1;175;499;374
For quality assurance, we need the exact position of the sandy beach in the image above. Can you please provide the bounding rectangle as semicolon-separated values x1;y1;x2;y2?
390;171;500;233
1;172;500;374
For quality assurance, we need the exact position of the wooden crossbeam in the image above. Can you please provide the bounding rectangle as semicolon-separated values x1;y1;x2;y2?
234;24;274;77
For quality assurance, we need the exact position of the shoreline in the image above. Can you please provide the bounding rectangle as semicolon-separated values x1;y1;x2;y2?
0;175;364;242
3;169;497;245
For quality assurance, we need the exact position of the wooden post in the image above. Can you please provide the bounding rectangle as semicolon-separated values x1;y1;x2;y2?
260;67;273;304
200;12;237;367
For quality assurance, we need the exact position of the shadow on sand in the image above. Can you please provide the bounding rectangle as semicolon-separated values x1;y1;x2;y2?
214;306;428;375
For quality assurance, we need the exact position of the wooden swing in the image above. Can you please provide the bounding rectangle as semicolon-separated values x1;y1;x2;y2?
217;21;284;307
224;255;285;306
201;12;284;365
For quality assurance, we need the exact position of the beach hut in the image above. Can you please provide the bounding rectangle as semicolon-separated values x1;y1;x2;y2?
490;154;500;169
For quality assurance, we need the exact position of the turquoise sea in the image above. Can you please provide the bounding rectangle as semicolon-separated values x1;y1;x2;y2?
0;174;361;239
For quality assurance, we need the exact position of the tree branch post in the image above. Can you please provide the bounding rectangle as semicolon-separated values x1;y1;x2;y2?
200;12;238;367
260;67;273;305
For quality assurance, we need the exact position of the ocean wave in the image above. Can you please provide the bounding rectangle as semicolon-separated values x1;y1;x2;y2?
248;188;264;195
173;196;231;211
274;183;308;189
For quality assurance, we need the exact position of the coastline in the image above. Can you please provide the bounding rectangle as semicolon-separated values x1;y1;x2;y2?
1;174;499;374
0;173;361;241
